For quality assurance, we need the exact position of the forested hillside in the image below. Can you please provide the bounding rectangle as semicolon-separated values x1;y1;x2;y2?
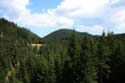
44;29;91;41
0;18;125;83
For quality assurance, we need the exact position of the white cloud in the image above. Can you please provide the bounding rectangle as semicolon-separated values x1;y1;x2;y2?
76;25;104;35
112;9;125;25
109;7;125;33
0;0;30;21
56;0;110;18
111;0;119;4
111;0;125;5
0;0;111;26
0;0;74;27
18;12;74;27
0;0;125;36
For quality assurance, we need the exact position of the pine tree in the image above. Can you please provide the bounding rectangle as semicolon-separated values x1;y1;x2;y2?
80;37;98;83
97;33;111;83
61;29;81;83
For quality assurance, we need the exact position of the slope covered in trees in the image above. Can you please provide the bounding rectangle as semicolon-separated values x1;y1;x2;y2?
0;18;125;83
0;18;41;43
44;29;91;41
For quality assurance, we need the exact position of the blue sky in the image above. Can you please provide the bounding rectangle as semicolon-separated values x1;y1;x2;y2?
0;0;125;37
28;0;62;13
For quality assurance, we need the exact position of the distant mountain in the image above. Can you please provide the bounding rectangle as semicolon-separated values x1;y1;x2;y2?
0;18;40;43
44;29;125;43
44;29;91;41
113;33;125;48
1;18;125;44
114;33;125;41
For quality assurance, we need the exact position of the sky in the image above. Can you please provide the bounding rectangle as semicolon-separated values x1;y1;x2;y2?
0;0;125;37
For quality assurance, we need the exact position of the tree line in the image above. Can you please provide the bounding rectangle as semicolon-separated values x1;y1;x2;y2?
0;18;125;83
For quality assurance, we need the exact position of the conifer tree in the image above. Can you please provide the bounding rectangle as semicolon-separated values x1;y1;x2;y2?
81;37;98;83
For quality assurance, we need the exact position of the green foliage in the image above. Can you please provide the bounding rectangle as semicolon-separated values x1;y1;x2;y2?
0;18;125;83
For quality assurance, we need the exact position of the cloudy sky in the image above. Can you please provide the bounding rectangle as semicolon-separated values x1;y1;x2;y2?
0;0;125;37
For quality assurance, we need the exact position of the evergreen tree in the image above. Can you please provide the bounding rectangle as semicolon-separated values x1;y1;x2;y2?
61;29;81;83
80;37;98;83
97;33;111;83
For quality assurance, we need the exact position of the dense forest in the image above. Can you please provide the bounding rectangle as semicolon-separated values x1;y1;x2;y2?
0;18;125;83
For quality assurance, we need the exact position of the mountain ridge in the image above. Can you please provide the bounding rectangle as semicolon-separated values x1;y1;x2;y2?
43;29;92;41
1;18;125;43
0;18;40;43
